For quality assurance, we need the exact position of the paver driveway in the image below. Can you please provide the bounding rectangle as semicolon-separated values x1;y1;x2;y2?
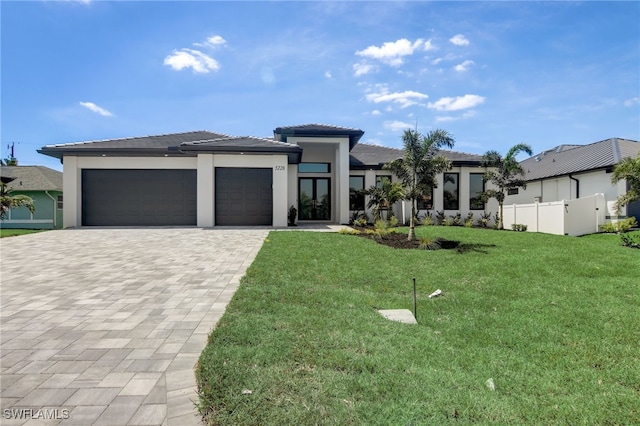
1;228;268;425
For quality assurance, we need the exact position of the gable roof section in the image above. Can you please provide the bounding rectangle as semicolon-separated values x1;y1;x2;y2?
349;143;485;169
0;166;63;191
273;123;365;149
177;136;302;163
38;131;231;159
520;138;640;181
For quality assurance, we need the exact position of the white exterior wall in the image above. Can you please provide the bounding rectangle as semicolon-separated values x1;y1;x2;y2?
505;169;620;205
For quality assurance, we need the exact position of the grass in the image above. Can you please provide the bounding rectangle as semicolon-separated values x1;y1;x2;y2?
196;227;640;425
0;228;47;238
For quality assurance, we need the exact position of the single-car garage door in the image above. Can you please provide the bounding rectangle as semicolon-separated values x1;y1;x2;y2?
215;168;272;226
82;169;197;226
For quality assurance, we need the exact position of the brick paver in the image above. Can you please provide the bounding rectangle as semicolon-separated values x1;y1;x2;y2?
1;228;267;425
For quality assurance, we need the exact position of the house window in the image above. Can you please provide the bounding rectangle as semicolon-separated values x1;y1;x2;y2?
508;188;519;195
417;187;433;211
375;175;392;209
443;173;459;210
57;195;63;209
469;173;485;210
349;176;365;211
376;175;391;188
299;163;330;173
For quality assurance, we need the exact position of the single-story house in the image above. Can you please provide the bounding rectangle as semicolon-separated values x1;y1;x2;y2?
0;165;64;229
38;124;497;228
504;137;640;223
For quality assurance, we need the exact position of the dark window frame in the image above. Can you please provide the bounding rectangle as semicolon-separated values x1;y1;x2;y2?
417;187;433;211
298;163;331;173
469;173;485;210
349;176;365;211
57;195;63;210
443;172;459;210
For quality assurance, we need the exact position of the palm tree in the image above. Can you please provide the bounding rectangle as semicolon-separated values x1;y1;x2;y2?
0;182;35;220
364;179;405;222
611;153;640;213
481;143;533;230
385;128;455;240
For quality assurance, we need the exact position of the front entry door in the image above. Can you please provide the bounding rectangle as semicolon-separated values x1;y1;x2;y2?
299;178;330;220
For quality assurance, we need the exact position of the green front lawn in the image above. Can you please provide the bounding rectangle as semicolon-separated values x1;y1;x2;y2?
196;227;640;425
0;228;47;238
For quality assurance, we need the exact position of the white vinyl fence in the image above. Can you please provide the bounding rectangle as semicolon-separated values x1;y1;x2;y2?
503;194;607;236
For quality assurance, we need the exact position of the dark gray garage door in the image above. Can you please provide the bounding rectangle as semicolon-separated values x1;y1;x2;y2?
82;169;197;226
215;168;272;226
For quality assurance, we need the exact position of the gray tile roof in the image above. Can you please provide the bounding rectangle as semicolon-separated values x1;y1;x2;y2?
38;131;231;159
349;143;485;169
273;123;365;148
178;136;303;163
520;138;640;181
0;166;63;191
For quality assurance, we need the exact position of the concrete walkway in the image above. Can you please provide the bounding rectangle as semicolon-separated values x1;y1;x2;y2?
0;228;268;425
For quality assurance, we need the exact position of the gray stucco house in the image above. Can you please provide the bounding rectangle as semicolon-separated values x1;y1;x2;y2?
39;124;495;228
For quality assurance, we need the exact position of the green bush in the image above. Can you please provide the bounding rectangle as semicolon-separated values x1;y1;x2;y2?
511;224;528;232
600;217;638;233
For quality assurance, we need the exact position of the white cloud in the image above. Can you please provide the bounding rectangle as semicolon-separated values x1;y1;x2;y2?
164;49;220;73
450;34;470;46
371;109;382;116
384;120;414;132
206;35;226;46
356;38;426;66
324;70;332;79
365;86;429;108
194;35;227;49
353;62;376;77
79;102;113;117
624;97;639;106
428;94;485;111
454;60;475;72
423;39;437;51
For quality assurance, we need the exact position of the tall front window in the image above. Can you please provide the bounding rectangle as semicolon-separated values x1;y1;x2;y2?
469;173;485;210
376;175;392;210
349;176;365;210
443;173;459;210
417;187;433;211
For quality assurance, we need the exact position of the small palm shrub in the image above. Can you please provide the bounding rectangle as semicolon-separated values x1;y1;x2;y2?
435;210;446;225
419;237;442;250
477;211;492;228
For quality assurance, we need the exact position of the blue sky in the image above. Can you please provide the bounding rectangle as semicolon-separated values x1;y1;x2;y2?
2;1;639;171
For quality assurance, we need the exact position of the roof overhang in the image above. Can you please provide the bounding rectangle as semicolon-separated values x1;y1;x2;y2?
274;125;364;150
174;144;303;164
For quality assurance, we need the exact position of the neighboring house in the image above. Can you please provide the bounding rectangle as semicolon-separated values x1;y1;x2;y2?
38;124;497;228
504;137;640;223
0;166;64;229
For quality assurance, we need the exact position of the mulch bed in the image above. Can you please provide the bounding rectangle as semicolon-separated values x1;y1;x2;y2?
351;227;460;250
350;227;496;253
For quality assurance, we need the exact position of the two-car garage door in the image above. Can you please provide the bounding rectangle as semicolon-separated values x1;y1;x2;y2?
82;169;197;226
81;168;273;226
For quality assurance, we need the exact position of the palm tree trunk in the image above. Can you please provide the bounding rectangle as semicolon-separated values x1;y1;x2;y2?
499;201;504;230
